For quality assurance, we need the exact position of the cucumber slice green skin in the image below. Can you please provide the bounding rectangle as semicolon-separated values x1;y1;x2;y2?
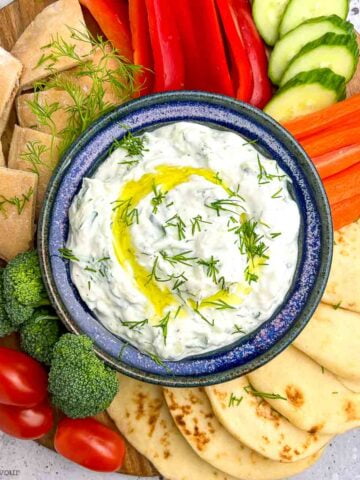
269;15;354;85
279;32;359;87
252;0;290;46
279;0;349;37
264;68;346;123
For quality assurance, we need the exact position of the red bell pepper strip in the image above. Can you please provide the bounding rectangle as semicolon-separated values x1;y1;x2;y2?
80;0;133;61
216;0;253;102
145;0;185;92
231;0;272;108
129;0;154;95
173;0;233;96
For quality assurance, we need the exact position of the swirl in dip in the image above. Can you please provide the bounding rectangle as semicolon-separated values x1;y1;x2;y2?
67;122;300;360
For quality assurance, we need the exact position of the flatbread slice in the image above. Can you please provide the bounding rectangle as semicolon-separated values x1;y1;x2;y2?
0;167;37;261
0;143;5;167
164;387;324;480
107;374;238;480
248;346;360;435
337;377;360;394
0;47;22;136
294;303;360;381
8;125;60;217
204;375;331;462
11;0;91;89
322;220;360;313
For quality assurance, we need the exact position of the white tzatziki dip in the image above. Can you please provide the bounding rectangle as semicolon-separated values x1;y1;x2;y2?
67;122;300;360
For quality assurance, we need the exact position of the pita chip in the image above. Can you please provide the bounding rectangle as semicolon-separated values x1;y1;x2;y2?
164;387;324;480
294;303;360;380
8;125;60;217
322;220;360;313
0;167;37;261
11;0;91;89
0;47;22;136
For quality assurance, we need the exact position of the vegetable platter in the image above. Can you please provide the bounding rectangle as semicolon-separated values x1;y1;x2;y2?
0;0;360;479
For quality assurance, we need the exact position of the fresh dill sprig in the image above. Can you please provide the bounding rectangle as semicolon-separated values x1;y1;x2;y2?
151;183;167;214
257;155;285;185
193;302;215;326
121;319;148;330
20;141;51;175
165;214;186;240
146;256;161;284
203;299;235;310
172;273;188;291
244;384;287;401
228;393;243;407
0;187;34;217
242;138;258;146
332;301;342;310
160;250;197;267
146;351;172;373
190;215;211;235
110;130;148;157
244;267;258;284
270;232;282;239
26;95;60;138
271;187;283;199
112;198;139;226
197;256;219;283
154;311;171;343
206;198;244;216
232;324;246;335
58;247;79;261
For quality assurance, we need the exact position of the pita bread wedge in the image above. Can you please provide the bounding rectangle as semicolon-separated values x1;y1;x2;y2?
294;303;360;381
11;0;91;89
163;387;324;480
0;167;37;261
0;143;5;167
248;346;360;435
322;220;360;313
0;47;22;136
8;126;60;217
107;375;239;480
204;376;331;463
337;377;360;394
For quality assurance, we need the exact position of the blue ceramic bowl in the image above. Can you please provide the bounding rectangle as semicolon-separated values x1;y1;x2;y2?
38;91;332;387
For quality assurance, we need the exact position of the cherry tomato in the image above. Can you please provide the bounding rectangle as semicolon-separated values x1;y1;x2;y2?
0;401;53;439
0;347;48;407
55;417;126;472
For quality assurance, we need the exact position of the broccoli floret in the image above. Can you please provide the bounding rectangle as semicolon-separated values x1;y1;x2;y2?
48;334;119;418
20;309;63;365
0;269;16;338
3;250;50;327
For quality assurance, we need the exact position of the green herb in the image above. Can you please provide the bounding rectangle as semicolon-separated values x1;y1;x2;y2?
257;155;285;185
206;198;244;216
97;256;110;262
244;384;287;401
232;324;246;335
20;141;53;176
213;171;223;183
160;250;197;267
84;266;97;273
146;351;171;372
244;267;258;284
197;256;219;283
172;273;188;291
154;311;171;343
121;319;148;330
271;188;283;199
58;248;79;262
203;299;235;310
321;365;325;374
233;216;269;262
151;184;167;214
165;214;186;240
242;138;258;146
118;342;129;360
0;187;34;217
193;303;214;326
332;301;342;310
174;306;182;319
217;276;228;291
228;185;245;201
190;215;211;235
112;198;139;226
146;257;161;284
110;129;148;157
88;281;91;290
228;393;243;407
270;232;282;239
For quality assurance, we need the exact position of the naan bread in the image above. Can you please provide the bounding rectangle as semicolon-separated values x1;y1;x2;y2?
11;0;91;88
322;220;360;313
0;167;37;261
204;375;331;462
8;125;60;217
107;375;238;480
337;377;360;394
163;386;324;480
248;346;360;434
294;303;360;380
0;47;22;136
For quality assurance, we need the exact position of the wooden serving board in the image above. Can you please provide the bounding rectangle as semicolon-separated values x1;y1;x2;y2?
0;0;360;478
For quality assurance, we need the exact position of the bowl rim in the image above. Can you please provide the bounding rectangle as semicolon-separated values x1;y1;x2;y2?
38;90;333;387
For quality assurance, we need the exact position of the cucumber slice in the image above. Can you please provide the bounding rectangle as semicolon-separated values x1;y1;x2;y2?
279;0;349;37
252;0;290;46
269;15;353;85
280;33;359;86
264;69;346;123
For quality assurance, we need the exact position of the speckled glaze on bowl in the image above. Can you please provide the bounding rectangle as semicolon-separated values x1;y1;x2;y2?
38;91;332;387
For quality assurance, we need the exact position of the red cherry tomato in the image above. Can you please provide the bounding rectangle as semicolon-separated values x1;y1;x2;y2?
0;347;48;407
0;401;53;439
55;417;126;472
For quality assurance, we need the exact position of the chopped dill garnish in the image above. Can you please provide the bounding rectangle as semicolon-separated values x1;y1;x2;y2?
244;267;258;284
332;301;342;310
146;256;161;284
242;138;258;146
58;247;79;262
193;303;215;326
121;319;148;330
97;256;110;262
88;281;91;290
190;215;211;235
118;342;129;360
112;198;139;226
151;183;167;214
110;128;148;157
165;214;186;240
146;351;172;372
203;299;235;310
160;250;197;267
174;305;182;319
84;266;97;273
271;187;283;199
154;311;171;343
270;232;282;239
197;256;219;283
206;198;244;216
257;155;285;185
244;384;287;401
232;324;246;335
213;171;223;183
172;273;188;291
228;393;243;407
0;187;34;217
20;141;52;175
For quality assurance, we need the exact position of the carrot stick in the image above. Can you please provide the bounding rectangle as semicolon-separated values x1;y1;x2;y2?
282;93;360;140
323;162;360;205
313;145;360;179
331;194;360;230
301;127;360;158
